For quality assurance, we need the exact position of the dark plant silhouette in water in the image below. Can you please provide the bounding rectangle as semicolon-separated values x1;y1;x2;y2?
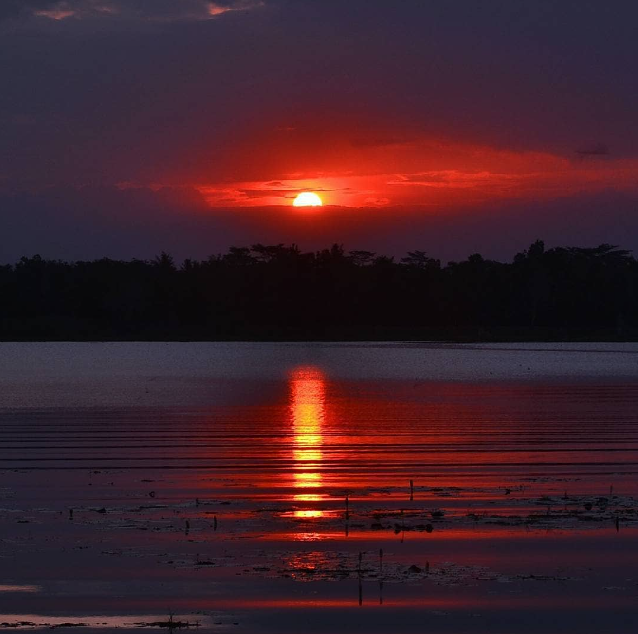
0;241;636;340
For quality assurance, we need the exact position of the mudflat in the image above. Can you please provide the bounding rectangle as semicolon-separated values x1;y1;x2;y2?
1;342;637;632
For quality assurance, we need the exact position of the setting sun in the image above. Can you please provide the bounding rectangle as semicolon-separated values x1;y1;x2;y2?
293;192;323;207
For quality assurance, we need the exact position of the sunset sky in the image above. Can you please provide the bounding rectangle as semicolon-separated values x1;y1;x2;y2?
2;0;638;262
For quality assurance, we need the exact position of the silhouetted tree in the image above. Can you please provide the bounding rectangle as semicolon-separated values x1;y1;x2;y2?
401;250;441;270
349;250;376;266
0;240;636;341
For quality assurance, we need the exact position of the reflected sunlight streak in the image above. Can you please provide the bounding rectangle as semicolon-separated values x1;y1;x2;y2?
290;367;326;519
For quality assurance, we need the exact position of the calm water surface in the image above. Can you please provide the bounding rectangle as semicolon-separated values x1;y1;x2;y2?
1;343;638;632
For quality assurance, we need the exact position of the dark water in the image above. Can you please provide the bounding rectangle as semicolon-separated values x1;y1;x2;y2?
1;343;638;632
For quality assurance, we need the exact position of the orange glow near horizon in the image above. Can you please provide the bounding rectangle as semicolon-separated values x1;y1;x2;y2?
184;135;638;209
290;367;326;519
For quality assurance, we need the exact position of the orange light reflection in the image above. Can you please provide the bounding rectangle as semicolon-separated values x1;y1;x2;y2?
290;367;326;519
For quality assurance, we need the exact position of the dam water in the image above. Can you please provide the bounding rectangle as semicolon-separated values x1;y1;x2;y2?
1;342;638;632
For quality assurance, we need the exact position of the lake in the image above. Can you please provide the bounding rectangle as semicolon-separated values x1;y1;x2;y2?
1;342;638;632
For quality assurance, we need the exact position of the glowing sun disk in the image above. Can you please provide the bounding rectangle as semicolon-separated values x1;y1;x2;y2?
293;192;323;207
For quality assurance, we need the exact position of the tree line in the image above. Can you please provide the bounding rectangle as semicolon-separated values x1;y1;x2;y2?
0;241;636;341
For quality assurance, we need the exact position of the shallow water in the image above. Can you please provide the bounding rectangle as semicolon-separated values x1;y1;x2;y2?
1;343;638;632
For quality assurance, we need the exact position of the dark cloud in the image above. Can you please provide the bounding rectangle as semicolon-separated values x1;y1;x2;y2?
0;0;60;20
350;137;414;149
0;0;264;22
575;143;610;157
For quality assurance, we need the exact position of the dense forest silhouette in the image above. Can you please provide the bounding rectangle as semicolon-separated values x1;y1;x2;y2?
1;241;637;341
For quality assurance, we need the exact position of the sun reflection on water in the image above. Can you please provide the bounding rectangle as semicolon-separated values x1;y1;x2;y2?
290;367;326;519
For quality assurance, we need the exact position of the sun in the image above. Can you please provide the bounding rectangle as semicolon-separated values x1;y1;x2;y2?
293;192;323;207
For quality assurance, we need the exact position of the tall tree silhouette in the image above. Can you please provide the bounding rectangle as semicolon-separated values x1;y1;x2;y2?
0;241;636;341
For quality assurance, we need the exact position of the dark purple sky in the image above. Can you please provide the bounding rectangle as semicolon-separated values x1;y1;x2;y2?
1;0;637;263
